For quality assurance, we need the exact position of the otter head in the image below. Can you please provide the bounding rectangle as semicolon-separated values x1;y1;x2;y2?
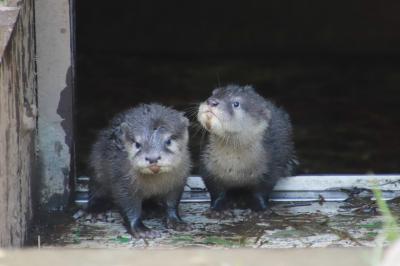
118;104;189;175
197;85;271;142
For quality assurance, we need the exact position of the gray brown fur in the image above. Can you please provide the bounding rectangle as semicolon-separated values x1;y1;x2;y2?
89;104;191;238
197;85;297;211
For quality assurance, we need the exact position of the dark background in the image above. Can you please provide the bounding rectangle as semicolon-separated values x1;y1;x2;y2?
76;0;400;175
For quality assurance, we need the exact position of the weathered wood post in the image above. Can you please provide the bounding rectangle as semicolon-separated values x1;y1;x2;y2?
0;0;37;246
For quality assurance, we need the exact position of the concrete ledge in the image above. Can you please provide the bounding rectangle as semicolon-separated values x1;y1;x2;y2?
35;0;74;211
0;248;369;266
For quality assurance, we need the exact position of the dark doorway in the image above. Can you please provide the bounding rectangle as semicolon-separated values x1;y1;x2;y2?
76;0;400;176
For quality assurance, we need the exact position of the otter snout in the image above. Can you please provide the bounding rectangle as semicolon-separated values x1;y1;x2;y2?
144;156;162;173
148;164;161;174
207;98;219;107
145;156;161;164
197;101;225;135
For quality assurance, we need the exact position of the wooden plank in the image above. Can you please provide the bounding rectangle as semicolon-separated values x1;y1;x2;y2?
0;0;36;247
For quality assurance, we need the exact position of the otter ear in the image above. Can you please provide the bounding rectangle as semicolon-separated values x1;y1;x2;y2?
120;122;129;134
180;114;189;128
261;108;272;121
119;122;132;142
243;85;256;92
111;122;131;150
212;88;220;95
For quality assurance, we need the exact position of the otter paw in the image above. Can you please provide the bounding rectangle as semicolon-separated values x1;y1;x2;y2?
166;219;192;231
204;209;235;219
130;228;161;239
248;208;273;219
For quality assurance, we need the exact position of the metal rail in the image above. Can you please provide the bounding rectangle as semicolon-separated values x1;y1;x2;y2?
75;174;400;206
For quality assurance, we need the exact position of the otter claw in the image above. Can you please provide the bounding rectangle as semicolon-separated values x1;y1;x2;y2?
204;209;235;219
130;228;161;239
166;219;192;231
248;208;273;219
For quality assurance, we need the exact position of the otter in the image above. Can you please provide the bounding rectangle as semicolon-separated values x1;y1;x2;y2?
88;104;191;238
197;85;297;212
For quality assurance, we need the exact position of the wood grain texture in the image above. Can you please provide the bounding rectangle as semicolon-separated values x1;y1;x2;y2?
0;0;36;247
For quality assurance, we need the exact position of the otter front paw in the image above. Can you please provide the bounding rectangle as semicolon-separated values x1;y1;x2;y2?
204;209;235;219
166;218;192;231
130;228;161;239
248;208;273;219
129;224;161;239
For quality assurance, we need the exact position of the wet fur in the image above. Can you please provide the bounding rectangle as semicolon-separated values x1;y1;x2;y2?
198;85;297;211
88;104;191;237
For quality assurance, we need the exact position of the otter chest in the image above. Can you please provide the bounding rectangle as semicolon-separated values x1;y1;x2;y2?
206;143;268;186
132;172;184;198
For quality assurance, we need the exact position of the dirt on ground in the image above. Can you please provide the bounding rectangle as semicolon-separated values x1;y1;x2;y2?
31;197;398;249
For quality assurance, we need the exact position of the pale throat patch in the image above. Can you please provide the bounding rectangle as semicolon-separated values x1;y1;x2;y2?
205;113;213;130
204;119;269;186
133;170;186;198
205;138;268;186
198;103;214;129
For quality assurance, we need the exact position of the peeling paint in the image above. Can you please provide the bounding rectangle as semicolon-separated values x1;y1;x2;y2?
38;123;70;210
54;141;63;156
36;0;74;211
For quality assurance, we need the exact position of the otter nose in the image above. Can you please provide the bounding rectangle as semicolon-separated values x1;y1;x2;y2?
145;156;161;164
207;98;219;107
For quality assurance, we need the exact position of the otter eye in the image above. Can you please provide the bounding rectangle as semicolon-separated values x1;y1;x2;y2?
135;142;141;149
165;138;172;146
232;101;240;108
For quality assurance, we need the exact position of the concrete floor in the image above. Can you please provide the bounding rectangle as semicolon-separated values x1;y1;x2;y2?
34;199;390;249
23;197;400;266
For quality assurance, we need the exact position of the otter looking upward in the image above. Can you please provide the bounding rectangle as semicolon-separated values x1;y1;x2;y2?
197;85;297;212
